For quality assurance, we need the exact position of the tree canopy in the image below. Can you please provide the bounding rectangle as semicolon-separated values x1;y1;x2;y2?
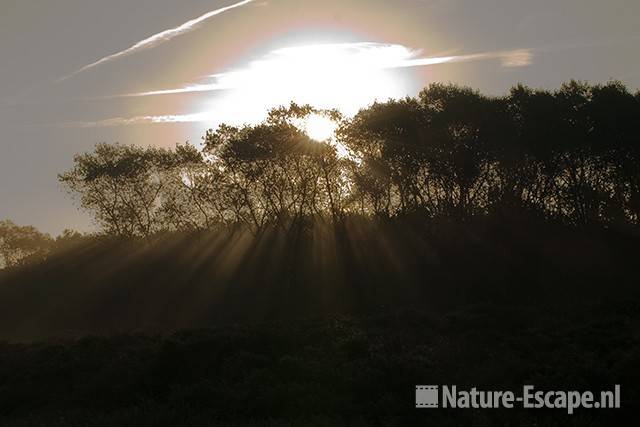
58;82;640;237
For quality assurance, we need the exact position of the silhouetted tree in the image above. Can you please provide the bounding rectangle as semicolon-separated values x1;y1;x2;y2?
59;143;178;236
58;83;640;234
338;98;426;216
0;220;52;268
204;104;348;230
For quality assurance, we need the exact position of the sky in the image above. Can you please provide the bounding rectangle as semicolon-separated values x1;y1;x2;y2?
1;0;639;235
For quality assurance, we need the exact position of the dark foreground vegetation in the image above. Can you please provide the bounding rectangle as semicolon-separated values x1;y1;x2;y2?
0;216;638;340
0;301;639;426
1;217;638;426
1;82;640;425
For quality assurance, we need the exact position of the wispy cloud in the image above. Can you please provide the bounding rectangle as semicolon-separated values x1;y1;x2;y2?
69;43;534;128
500;49;533;67
123;43;534;97
60;112;212;128
395;48;533;68
58;0;255;81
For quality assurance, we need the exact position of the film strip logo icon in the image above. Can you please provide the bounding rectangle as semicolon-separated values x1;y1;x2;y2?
416;385;439;408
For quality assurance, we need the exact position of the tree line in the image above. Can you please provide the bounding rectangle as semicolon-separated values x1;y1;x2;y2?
57;81;640;237
0;220;83;269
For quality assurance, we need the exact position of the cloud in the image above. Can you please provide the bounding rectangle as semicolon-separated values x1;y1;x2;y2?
58;0;255;81
119;79;233;97
72;43;534;128
60;112;212;128
395;48;533;68
500;49;533;67
123;43;533;98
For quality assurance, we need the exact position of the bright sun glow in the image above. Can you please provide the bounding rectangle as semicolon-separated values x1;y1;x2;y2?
304;114;337;141
177;43;415;126
102;44;534;130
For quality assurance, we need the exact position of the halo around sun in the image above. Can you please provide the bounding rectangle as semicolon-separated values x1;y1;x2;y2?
304;114;337;141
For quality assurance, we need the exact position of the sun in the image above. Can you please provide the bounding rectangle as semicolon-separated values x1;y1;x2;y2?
199;43;412;126
304;114;337;141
